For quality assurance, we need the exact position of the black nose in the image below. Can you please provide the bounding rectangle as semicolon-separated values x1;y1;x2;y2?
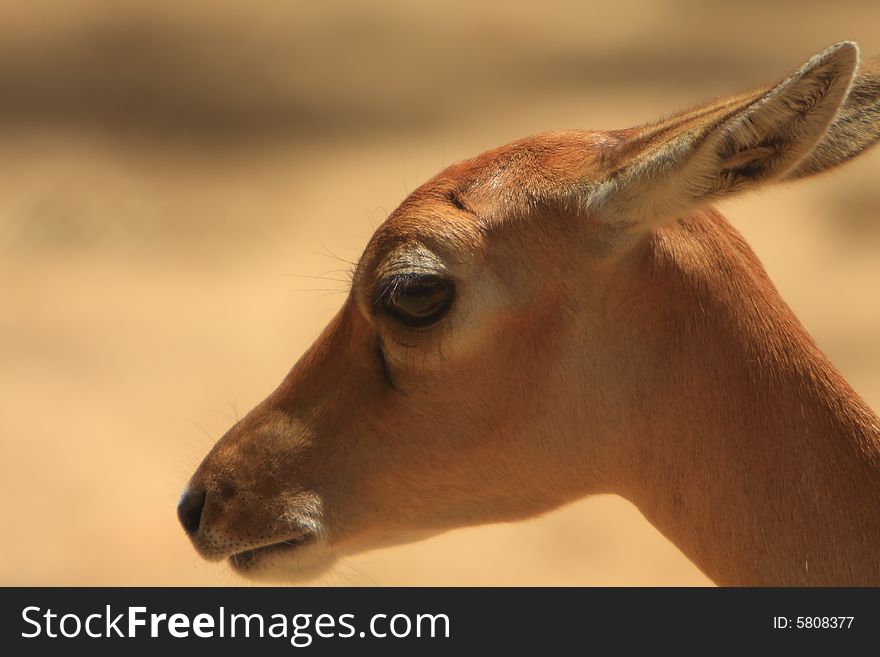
177;488;206;536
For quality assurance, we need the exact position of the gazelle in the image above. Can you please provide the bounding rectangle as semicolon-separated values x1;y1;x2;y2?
179;42;880;586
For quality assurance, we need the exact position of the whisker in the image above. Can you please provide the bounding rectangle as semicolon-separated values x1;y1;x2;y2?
311;241;358;267
284;274;352;284
186;419;220;447
209;408;240;426
284;268;355;283
337;558;379;586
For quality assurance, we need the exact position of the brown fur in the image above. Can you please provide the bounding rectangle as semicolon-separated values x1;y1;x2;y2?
181;43;880;585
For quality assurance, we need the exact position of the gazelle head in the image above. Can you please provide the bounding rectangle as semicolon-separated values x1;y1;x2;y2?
179;42;880;581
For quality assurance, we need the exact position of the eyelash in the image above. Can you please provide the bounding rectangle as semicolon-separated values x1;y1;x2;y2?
372;272;430;308
371;274;455;327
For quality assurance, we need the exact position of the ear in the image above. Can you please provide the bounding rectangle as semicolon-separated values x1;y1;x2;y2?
591;42;860;226
783;56;880;180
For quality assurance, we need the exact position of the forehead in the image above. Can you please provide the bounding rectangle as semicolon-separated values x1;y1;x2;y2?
373;130;613;242
355;130;617;284
438;130;614;219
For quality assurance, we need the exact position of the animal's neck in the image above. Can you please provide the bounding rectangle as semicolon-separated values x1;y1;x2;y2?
615;209;880;585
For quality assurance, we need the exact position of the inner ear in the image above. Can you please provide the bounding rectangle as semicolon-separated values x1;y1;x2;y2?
591;42;859;226
705;42;859;194
712;133;797;195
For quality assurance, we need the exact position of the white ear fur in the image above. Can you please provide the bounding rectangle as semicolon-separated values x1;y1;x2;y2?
784;54;880;180
591;42;860;226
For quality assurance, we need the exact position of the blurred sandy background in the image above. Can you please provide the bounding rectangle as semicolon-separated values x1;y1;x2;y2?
1;0;879;586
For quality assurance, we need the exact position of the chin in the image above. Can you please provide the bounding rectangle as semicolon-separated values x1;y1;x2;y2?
225;529;443;583
228;542;339;583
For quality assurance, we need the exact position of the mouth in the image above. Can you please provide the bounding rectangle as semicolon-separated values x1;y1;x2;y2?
228;531;316;572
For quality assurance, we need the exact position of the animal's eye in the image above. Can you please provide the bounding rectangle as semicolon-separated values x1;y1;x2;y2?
375;274;454;328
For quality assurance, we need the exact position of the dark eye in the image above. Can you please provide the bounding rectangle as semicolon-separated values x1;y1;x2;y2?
375;274;454;327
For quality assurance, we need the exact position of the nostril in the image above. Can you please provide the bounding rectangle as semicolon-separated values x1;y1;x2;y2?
177;488;206;536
